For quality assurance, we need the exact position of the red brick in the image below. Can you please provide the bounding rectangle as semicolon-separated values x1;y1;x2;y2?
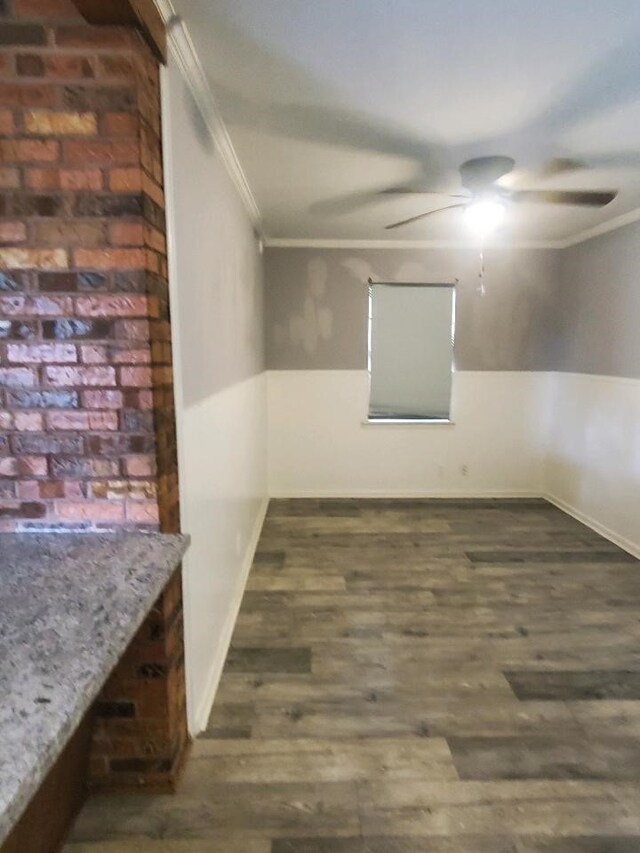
56;500;125;521
16;53;45;77
109;222;144;247
0;222;27;243
115;319;150;341
102;112;138;137
60;168;102;190
124;454;156;477
0;458;19;476
90;479;151;500
137;389;154;410
0;500;46;518
17;456;47;476
0;55;13;78
13;0;80;17
89;459;119;477
7;342;76;363
0;138;60;162
37;481;63;498
80;344;107;364
25;110;97;136
109;167;142;192
126;501;159;524
0;294;73;315
45;410;88;430
82;389;123;409
34;220;105;247
75;295;148;318
44;365;116;387
26;167;60;190
74;248;145;270
119;366;152;387
0;248;68;269
14;411;44;431
88;411;118;431
0;109;15;135
64;139;138;165
44;480;84;499
44;55;94;80
0;83;54;108
96;56;135;79
141;172;164;207
112;348;150;364
16;480;40;499
0;167;21;189
144;226;165;254
54;26;135;50
0;367;38;387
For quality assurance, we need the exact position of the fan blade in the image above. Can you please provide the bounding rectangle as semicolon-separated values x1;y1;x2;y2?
380;186;468;197
511;189;617;207
503;158;588;188
542;157;588;177
311;187;466;217
310;189;391;217
385;202;467;230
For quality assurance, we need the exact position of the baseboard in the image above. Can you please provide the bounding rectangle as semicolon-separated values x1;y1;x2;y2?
543;492;640;560
268;488;543;499
190;496;269;735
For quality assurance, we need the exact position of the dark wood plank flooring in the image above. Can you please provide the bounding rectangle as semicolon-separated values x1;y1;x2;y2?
65;498;640;851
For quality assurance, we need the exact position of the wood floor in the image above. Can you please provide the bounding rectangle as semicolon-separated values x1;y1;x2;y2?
66;498;640;852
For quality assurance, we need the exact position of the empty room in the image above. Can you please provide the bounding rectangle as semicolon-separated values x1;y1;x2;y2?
1;1;640;851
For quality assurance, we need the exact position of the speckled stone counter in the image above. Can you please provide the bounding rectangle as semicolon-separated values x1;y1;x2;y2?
0;532;190;844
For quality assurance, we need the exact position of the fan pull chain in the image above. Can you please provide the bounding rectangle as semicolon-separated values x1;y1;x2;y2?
477;246;486;295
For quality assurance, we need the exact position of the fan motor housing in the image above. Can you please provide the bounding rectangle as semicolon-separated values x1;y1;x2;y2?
460;156;515;192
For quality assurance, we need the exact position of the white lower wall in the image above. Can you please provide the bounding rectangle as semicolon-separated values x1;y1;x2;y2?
544;372;640;558
162;54;268;734
178;374;268;733
267;368;640;557
267;370;550;497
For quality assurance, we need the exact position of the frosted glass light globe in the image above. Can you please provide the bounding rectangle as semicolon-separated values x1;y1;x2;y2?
464;199;506;237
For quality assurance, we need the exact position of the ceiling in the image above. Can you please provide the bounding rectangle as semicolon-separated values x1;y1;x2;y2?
171;0;640;244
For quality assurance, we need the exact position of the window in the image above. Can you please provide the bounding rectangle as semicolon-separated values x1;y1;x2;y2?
367;282;455;422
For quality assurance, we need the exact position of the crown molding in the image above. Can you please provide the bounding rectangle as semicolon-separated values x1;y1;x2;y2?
557;206;640;248
263;237;565;250
264;205;640;251
154;0;262;232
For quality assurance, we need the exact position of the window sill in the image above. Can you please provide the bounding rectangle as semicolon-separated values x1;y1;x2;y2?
362;418;454;426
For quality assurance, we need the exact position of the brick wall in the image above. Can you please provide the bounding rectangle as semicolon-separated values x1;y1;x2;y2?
0;0;179;533
0;0;187;790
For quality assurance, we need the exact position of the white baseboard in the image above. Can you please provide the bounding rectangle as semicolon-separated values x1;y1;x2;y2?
268;489;542;499
543;492;640;560
191;496;269;735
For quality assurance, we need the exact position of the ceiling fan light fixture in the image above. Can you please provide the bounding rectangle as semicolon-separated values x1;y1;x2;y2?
463;198;506;238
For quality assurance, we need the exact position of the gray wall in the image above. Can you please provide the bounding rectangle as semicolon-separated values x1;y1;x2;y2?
265;247;562;371
556;220;640;379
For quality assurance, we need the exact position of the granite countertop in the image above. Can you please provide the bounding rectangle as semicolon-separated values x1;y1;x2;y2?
0;532;190;843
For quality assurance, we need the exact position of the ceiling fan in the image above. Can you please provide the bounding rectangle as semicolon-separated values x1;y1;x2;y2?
385;155;618;234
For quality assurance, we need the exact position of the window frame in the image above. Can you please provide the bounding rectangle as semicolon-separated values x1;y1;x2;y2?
365;280;456;425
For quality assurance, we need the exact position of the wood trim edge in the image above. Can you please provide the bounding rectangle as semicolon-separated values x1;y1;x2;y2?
71;0;167;63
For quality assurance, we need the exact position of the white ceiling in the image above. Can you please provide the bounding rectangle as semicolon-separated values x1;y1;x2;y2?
172;0;640;243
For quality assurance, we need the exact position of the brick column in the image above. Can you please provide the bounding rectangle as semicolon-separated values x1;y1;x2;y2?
0;0;187;789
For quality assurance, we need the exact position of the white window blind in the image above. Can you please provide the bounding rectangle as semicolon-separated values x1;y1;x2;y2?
368;282;455;421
